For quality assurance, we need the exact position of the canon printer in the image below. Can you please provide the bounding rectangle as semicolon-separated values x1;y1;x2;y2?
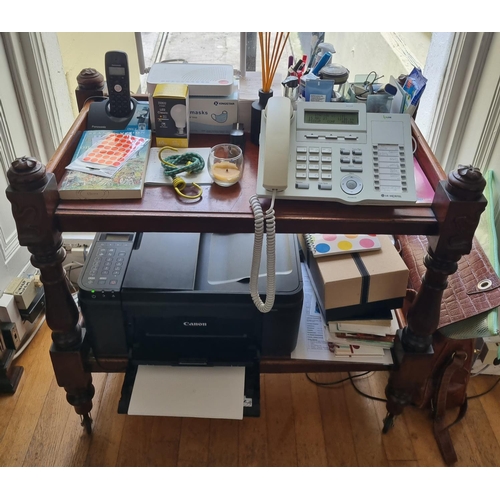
78;232;303;416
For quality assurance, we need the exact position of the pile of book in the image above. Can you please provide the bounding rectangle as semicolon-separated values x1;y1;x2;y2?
298;232;409;365
324;309;399;361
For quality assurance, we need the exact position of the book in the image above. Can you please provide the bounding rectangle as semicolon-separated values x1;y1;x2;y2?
303;233;381;257
334;310;396;336
327;344;394;365
337;314;393;328
329;343;386;357
66;130;150;178
325;314;399;347
59;130;151;200
326;332;395;350
328;314;399;337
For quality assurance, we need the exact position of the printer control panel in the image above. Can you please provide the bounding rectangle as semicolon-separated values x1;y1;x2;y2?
79;233;135;293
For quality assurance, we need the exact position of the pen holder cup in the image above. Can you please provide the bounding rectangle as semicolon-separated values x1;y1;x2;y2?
366;94;394;113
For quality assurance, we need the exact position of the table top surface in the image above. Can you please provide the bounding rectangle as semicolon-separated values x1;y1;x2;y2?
48;104;444;236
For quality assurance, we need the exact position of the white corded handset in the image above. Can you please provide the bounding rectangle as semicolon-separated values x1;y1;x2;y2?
249;98;294;313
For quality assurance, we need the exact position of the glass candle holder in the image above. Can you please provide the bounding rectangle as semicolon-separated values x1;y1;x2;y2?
208;144;244;187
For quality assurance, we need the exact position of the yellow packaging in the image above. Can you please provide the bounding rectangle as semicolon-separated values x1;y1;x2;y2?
152;83;189;148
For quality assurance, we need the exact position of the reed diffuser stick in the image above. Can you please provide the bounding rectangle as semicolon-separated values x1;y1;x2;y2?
258;32;290;93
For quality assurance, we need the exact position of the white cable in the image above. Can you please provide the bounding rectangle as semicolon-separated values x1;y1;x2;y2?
12;313;45;360
249;191;277;313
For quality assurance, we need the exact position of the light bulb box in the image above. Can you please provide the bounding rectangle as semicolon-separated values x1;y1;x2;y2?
152;83;189;148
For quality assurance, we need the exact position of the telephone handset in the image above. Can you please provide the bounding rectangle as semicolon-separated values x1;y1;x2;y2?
256;98;416;205
261;97;294;191
87;51;137;130
105;51;133;118
249;98;295;314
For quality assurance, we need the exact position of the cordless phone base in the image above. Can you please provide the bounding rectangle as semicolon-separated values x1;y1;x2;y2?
87;97;138;130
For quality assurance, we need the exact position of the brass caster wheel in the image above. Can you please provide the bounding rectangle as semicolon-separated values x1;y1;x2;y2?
80;413;93;435
382;413;395;434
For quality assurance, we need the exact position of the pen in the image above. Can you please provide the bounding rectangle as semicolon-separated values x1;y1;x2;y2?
311;51;332;76
292;59;303;73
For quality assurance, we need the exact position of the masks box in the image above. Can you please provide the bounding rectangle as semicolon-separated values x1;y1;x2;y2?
152;83;189;148
189;91;239;134
302;235;409;322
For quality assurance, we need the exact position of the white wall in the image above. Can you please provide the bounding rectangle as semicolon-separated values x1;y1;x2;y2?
57;32;141;117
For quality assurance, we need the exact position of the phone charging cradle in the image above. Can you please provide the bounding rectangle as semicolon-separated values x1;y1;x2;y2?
87;97;138;130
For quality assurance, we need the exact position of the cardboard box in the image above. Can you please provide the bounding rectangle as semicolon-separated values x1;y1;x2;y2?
302;235;409;321
189;90;238;135
152;83;189;148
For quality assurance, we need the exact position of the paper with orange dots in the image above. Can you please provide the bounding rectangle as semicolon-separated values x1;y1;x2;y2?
66;131;150;178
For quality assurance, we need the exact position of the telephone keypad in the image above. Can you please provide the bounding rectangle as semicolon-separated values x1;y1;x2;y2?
81;241;134;292
372;144;407;193
295;144;370;191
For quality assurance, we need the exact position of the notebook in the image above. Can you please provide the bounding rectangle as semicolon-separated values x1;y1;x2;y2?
303;233;381;258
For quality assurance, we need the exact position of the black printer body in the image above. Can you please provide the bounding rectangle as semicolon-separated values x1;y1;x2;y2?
78;232;303;416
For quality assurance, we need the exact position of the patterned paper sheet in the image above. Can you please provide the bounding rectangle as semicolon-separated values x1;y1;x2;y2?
81;133;147;168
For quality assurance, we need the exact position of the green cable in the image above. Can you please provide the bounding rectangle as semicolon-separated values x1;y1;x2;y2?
160;152;205;180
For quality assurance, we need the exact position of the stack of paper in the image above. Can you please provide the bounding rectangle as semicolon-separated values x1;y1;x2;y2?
290;263;394;366
325;311;399;362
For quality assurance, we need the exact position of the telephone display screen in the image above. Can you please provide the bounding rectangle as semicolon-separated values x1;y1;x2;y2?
103;234;131;242
108;66;126;76
304;110;359;126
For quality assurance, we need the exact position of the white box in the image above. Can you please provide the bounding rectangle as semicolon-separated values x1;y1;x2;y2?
189;91;239;135
147;63;234;97
0;293;26;341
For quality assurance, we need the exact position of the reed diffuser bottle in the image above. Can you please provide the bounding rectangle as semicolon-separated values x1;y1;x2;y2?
250;89;273;145
250;32;290;146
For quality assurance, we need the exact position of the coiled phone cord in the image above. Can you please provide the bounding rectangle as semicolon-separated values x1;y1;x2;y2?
249;191;277;313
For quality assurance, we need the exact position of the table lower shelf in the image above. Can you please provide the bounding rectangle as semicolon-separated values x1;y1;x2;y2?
86;355;392;375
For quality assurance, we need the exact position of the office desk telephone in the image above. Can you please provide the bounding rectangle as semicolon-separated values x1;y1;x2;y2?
250;97;417;313
256;97;416;205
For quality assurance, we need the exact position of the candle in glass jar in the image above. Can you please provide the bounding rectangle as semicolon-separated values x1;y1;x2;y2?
211;161;241;183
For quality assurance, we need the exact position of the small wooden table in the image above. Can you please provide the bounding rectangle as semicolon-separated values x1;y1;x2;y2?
5;100;487;434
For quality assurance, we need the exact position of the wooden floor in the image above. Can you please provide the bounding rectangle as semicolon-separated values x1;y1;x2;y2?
1;321;500;467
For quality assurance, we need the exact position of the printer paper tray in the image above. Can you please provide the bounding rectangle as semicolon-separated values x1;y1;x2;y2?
118;361;260;418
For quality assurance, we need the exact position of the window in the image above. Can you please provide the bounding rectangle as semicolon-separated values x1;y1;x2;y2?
139;32;431;89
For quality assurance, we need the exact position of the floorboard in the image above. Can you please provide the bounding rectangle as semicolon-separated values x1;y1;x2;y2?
1;322;500;467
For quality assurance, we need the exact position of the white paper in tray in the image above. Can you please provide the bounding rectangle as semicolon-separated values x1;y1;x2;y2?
128;365;245;420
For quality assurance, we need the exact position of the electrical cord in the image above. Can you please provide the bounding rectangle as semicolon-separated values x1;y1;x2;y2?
467;376;500;399
306;371;388;403
307;370;500;404
158;148;205;199
306;371;372;386
249;191;277;313
63;261;84;290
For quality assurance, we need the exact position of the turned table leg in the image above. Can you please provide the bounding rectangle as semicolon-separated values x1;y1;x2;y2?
5;157;95;432
384;165;487;428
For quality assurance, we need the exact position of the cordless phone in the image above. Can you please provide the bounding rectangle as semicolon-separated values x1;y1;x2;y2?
105;51;132;118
